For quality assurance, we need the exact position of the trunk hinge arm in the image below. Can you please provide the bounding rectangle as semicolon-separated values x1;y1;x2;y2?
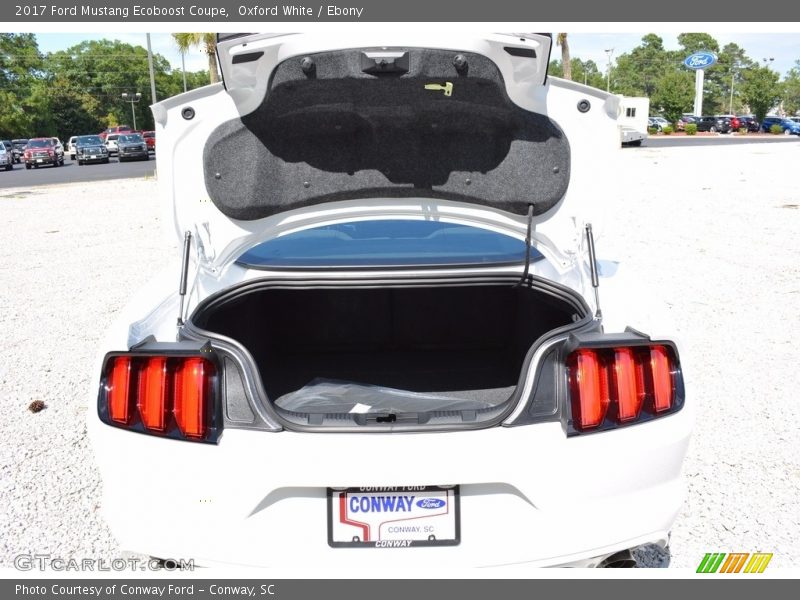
176;230;192;328
585;223;602;320
514;203;535;288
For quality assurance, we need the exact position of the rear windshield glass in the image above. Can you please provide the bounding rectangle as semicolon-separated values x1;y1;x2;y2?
236;220;543;268
27;139;51;148
119;134;143;143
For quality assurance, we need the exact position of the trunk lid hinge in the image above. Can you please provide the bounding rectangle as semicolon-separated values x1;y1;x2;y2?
585;223;602;320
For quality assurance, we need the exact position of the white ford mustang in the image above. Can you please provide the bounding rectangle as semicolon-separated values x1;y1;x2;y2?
88;32;691;569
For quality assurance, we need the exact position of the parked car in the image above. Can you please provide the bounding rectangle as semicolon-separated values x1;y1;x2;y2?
675;116;695;131
99;125;133;141
716;115;740;131
648;116;670;131
0;143;13;171
11;139;28;163
760;116;800;135
23;137;64;168
88;33;691;570
67;136;78;159
737;116;760;132
142;130;156;152
694;116;731;133
105;134;121;155
51;137;65;157
75;134;110;165
117;133;150;162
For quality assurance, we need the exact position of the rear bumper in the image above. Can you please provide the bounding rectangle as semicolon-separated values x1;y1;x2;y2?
89;398;692;569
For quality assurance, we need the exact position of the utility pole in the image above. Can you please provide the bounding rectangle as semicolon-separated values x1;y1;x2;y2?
146;33;157;105
604;48;614;93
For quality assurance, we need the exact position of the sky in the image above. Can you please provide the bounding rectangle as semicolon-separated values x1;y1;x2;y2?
32;32;800;78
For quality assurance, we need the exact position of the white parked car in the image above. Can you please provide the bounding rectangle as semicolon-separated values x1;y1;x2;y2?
648;116;671;132
89;33;691;569
67;136;78;160
105;133;120;155
0;143;12;171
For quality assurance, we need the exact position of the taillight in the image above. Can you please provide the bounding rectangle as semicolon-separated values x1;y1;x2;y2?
100;354;218;442
612;347;642;422
566;344;679;433
649;346;674;412
107;357;132;424
567;349;609;430
173;358;211;439
137;357;169;432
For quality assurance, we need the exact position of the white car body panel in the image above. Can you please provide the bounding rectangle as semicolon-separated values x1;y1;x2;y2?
89;33;692;569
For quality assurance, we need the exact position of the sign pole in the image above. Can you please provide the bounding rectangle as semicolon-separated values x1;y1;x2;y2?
694;69;704;116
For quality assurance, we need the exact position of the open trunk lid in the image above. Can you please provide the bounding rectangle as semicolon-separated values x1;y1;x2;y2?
152;33;620;269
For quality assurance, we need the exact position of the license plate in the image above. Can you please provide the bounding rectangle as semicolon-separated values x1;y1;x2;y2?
327;486;460;548
36;159;42;163
90;155;97;159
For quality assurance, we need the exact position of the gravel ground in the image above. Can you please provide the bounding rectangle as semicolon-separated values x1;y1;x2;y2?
0;142;798;570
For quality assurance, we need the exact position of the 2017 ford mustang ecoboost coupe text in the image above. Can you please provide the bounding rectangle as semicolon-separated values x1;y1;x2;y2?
88;32;692;569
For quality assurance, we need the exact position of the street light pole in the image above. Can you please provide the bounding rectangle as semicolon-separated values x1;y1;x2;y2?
604;48;614;93
121;92;142;131
729;62;739;115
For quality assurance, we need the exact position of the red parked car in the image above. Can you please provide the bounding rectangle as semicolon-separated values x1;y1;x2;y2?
99;125;133;141
142;130;156;152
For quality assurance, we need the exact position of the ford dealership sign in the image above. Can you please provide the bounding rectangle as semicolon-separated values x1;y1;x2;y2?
684;52;717;69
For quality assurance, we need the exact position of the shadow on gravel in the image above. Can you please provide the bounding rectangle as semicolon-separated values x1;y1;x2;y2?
0;190;38;199
632;543;672;568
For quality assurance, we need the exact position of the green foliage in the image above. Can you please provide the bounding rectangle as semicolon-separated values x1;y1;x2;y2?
648;126;658;135
738;127;748;134
0;36;212;138
651;70;694;122
677;33;720;54
685;123;697;135
770;124;783;134
740;65;782;124
549;57;606;89
782;61;800;116
662;125;673;135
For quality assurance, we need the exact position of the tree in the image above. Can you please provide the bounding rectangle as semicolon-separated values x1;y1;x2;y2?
651;70;694;122
0;33;45;138
740;65;781;123
556;33;571;81
550;58;605;89
173;33;220;84
782;61;800;116
677;33;720;54
611;34;678;98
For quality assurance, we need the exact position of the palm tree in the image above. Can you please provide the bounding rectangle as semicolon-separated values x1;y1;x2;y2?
557;33;572;81
172;33;220;84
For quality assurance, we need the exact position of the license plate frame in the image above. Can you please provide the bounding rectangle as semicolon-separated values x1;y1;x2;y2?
327;485;460;548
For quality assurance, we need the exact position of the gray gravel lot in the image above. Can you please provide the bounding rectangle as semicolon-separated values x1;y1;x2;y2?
0;142;798;569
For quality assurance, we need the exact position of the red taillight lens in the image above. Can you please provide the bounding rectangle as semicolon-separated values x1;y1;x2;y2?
107;357;132;424
103;354;216;441
612;347;642;422
567;349;609;430
649;345;674;412
136;357;170;432
567;344;678;432
173;358;213;439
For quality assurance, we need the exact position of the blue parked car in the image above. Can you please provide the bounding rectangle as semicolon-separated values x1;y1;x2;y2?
760;116;800;135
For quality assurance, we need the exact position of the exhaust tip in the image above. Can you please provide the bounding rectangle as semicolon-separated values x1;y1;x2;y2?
598;549;638;568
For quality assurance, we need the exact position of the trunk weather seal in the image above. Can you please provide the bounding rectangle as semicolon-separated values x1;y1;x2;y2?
181;273;593;433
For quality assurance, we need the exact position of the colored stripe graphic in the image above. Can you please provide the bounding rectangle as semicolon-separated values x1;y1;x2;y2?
744;553;773;573
720;553;749;573
697;552;772;573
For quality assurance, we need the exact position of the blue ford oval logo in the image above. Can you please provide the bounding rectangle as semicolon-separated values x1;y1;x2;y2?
684;52;717;70
416;498;446;509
